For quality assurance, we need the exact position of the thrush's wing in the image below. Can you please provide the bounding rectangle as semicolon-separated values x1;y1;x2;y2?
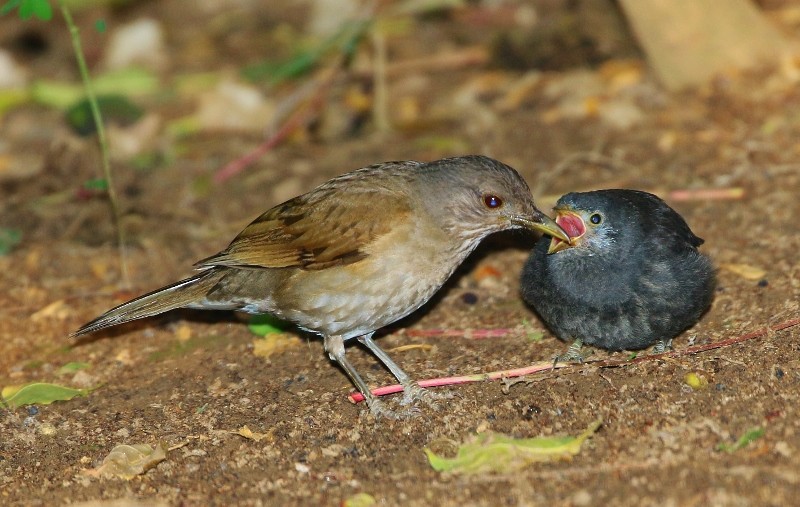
196;167;415;271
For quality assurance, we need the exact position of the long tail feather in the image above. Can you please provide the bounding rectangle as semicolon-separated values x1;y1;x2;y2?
71;270;227;337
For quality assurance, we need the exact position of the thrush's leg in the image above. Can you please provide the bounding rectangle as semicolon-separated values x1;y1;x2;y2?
650;338;673;354
357;333;448;407
323;334;417;420
553;338;587;367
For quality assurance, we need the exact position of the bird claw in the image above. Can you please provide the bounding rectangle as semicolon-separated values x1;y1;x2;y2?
366;398;421;420
553;340;588;367
650;339;673;355
399;382;451;410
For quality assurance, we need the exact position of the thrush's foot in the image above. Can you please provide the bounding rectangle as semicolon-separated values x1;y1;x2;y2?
399;381;452;409
650;339;673;354
366;397;421;420
553;339;587;367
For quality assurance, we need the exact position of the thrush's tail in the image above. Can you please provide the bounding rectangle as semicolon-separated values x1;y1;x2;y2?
71;269;228;337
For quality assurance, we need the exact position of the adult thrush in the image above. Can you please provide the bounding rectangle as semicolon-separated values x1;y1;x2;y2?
74;155;568;418
520;189;715;361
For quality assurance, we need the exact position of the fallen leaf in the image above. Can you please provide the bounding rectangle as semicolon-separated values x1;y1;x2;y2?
0;227;22;255
248;314;289;336
58;362;91;375
717;427;765;453
389;344;433;353
1;382;90;409
114;349;134;365
684;372;708;390
252;335;302;359
88;442;168;479
473;264;502;281
30;299;71;321
720;263;767;281
232;425;272;442
424;419;601;474
174;324;193;342
343;492;377;507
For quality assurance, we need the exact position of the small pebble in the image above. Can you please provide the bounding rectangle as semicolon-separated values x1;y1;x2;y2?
461;292;479;305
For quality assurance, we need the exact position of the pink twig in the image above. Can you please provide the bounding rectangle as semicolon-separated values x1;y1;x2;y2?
213;92;327;184
348;317;800;404
404;328;516;339
348;361;564;403
213;53;346;184
666;187;744;202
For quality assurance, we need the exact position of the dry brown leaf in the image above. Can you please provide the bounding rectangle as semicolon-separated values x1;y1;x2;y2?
30;299;70;321
86;442;168;480
232;425;272;442
252;335;302;359
720;263;767;281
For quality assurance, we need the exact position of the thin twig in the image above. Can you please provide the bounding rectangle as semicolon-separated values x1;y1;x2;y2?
403;328;517;339
348;317;800;403
212;82;330;184
348;361;566;403
214;11;374;184
58;1;129;287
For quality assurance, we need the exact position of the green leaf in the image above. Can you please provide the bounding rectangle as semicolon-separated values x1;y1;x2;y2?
1;382;90;409
65;94;143;136
343;493;376;507
30;0;51;20
83;178;109;191
32;68;160;109
248;314;289;336
242;20;370;84
18;0;51;21
425;419;602;474
94;18;106;33
57;361;91;375
0;227;22;255
0;0;23;16
716;427;765;453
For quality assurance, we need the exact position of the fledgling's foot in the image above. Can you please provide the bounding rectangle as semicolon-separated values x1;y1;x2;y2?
398;382;451;410
650;339;673;354
553;339;587;367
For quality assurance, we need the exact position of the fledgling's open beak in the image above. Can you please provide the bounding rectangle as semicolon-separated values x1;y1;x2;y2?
548;209;586;254
512;211;570;242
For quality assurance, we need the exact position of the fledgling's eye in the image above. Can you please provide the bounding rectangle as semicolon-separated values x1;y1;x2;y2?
483;194;503;209
589;213;603;225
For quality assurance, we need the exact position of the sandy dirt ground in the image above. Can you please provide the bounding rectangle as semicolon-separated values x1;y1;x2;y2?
1;1;799;505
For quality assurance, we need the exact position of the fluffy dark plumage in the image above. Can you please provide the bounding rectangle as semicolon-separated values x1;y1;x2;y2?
521;189;716;352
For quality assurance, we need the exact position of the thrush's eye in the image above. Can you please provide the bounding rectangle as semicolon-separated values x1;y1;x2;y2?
483;194;503;209
589;213;603;225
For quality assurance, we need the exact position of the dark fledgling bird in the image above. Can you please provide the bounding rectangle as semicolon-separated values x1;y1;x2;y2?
520;189;715;361
73;155;568;419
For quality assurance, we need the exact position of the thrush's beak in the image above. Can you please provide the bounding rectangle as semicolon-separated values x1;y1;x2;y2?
548;209;585;254
512;212;570;242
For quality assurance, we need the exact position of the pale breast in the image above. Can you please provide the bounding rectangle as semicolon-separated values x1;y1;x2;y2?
275;215;476;340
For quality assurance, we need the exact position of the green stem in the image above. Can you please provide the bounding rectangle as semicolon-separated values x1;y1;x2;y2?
58;0;129;286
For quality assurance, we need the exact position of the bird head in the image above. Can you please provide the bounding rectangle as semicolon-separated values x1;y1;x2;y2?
420;156;568;243
546;192;628;255
546;189;704;257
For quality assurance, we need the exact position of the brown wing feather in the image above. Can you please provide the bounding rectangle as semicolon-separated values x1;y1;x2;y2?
196;173;412;271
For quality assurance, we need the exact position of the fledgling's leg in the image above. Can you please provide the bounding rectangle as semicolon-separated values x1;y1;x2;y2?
553;338;587;367
650;338;673;354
